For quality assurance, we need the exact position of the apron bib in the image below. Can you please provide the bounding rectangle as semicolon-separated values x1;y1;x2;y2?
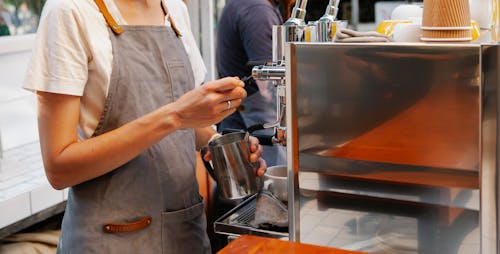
56;1;210;253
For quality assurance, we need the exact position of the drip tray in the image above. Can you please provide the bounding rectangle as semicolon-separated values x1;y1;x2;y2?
214;193;289;239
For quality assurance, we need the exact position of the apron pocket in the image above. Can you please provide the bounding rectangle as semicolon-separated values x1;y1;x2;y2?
168;65;193;99
161;201;210;254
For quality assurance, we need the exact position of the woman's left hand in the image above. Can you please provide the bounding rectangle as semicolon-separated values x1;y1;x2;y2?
248;136;267;176
201;135;267;176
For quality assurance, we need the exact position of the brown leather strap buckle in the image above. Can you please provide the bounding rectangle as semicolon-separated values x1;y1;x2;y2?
94;0;124;34
103;216;152;233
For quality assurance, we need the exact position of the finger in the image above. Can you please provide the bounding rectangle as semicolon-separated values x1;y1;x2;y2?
215;108;238;123
250;144;263;162
225;86;247;101
248;137;260;152
255;158;267;176
206;77;244;92
213;87;247;104
202;151;212;162
217;98;242;113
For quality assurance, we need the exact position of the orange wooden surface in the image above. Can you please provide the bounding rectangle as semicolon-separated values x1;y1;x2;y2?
325;83;479;173
217;235;364;254
332;170;478;189
195;152;213;212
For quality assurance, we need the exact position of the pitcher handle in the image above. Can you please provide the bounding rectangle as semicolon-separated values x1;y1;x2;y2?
200;147;216;180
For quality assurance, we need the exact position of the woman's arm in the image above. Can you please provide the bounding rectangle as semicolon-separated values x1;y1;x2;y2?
37;77;245;190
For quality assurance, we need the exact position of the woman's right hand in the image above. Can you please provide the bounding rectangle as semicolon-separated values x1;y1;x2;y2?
172;77;247;129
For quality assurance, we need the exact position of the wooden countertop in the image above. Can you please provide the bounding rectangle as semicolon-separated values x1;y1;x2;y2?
217;235;364;254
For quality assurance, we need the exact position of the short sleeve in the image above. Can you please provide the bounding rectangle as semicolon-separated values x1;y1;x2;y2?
238;5;281;63
23;0;91;96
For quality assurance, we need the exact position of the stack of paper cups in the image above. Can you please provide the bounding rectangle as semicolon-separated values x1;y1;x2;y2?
421;0;472;41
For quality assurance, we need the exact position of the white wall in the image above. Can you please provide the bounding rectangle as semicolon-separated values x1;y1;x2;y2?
0;35;38;152
185;0;216;81
0;1;219;152
0;35;66;229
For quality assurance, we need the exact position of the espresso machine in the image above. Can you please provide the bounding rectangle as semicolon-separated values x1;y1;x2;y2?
215;1;500;253
249;0;342;146
213;0;309;239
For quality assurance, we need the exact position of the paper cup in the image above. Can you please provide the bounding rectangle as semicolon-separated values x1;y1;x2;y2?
422;0;471;28
393;23;422;42
421;29;472;41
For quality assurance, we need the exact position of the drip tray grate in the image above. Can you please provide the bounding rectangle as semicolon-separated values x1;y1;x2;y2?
214;193;289;239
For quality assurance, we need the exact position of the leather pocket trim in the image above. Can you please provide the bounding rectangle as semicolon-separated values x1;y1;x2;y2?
103;216;152;233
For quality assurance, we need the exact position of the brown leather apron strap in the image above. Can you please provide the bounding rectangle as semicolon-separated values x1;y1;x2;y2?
94;0;124;35
161;2;182;37
168;15;182;37
103;216;152;233
94;0;181;37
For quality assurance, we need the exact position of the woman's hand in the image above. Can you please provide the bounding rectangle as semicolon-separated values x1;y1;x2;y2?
202;135;267;177
172;77;246;129
248;136;267;176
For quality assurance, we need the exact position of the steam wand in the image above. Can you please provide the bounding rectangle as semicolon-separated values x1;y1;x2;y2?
316;0;341;42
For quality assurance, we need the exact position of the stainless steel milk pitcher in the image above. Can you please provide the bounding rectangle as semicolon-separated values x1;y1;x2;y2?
201;132;260;199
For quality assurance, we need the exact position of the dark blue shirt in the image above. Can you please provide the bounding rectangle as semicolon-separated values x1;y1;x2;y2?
216;0;286;167
217;0;283;79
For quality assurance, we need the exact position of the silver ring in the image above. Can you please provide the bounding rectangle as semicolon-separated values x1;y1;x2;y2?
226;100;231;110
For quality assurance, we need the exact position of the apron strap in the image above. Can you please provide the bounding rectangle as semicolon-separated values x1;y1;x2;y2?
93;0;182;37
161;1;182;37
94;0;124;34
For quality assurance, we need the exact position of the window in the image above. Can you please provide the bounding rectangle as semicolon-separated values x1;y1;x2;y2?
0;0;46;36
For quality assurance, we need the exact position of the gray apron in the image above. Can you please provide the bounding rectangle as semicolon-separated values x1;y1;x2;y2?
56;2;211;253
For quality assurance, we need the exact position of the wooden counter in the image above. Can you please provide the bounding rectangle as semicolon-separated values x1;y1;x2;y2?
218;235;364;254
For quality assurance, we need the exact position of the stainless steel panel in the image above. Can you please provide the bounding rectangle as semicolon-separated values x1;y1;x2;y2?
293;43;481;179
480;44;500;254
299;171;479;210
286;42;300;242
298;192;479;253
285;43;494;252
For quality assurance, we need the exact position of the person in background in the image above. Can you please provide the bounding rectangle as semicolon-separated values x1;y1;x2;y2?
210;0;294;251
22;0;266;252
217;0;293;173
0;14;9;36
0;0;12;36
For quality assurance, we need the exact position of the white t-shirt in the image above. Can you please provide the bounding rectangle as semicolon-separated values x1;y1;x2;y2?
23;0;206;139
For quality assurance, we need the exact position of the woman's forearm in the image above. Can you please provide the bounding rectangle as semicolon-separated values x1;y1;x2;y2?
38;92;182;189
38;77;245;189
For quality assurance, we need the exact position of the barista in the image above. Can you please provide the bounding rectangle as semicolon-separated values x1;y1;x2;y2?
23;0;266;252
